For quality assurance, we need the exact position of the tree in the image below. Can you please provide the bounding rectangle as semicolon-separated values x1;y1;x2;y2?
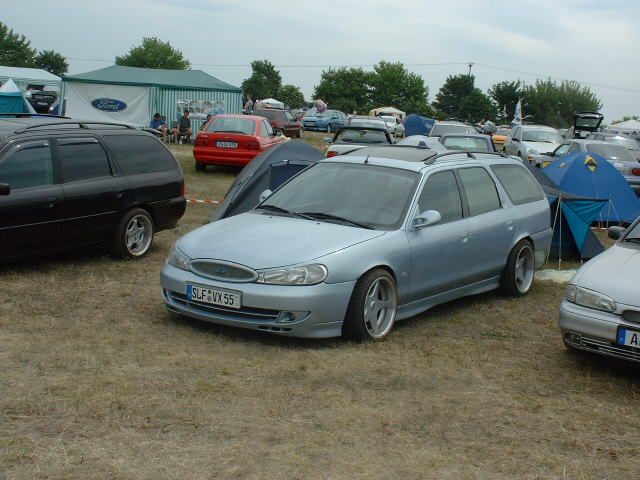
459;89;498;123
368;61;432;116
116;37;190;70
241;60;282;100
313;67;374;114
35;50;69;77
277;84;305;109
433;74;475;119
0;22;36;67
523;79;601;128
488;80;522;122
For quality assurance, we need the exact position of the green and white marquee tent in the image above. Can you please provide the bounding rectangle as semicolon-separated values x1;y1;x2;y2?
62;65;242;128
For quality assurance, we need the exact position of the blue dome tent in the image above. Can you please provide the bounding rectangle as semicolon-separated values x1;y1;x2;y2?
403;114;435;137
543;152;640;224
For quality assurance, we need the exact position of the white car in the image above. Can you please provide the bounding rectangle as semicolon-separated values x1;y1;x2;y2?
504;125;563;165
380;115;405;138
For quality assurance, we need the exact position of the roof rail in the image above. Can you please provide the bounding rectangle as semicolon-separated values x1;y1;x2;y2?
14;120;136;134
426;150;510;164
0;113;71;119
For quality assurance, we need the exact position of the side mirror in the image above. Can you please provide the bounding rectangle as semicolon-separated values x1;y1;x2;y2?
413;210;442;229
0;183;9;196
259;189;273;203
512;137;519;142
608;226;626;240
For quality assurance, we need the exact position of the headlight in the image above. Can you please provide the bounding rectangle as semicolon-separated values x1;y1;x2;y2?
527;147;540;155
257;264;327;286
566;285;616;312
166;244;190;271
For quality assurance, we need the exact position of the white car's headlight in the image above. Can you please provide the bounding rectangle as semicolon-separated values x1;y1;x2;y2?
527;147;540;155
257;264;328;286
566;285;616;312
166;245;190;271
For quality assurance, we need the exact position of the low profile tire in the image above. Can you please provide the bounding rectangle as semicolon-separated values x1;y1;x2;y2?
110;208;154;259
342;268;397;341
195;160;206;172
500;239;535;297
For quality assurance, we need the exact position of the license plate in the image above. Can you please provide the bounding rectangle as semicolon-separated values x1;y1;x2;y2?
617;327;640;349
216;141;237;148
187;284;241;309
37;102;48;106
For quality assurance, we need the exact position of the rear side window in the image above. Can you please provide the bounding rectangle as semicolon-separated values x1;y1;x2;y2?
458;167;502;216
58;139;111;182
0;141;53;189
491;165;545;205
102;135;177;175
417;170;463;223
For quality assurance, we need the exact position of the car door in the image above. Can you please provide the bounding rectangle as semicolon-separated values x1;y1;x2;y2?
405;169;474;302
284;111;297;136
0;138;65;260
506;126;521;155
55;136;129;245
457;166;516;283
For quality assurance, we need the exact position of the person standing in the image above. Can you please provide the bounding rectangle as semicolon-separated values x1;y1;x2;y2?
243;94;254;115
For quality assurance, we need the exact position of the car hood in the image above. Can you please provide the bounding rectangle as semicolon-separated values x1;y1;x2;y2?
177;211;386;269
523;141;559;154
573;243;640;306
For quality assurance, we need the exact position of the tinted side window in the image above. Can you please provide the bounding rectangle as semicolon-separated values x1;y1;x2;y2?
568;143;581;153
59;140;111;182
417;171;463;223
102;135;177;175
0;142;53;190
458;167;501;216
491;165;545;205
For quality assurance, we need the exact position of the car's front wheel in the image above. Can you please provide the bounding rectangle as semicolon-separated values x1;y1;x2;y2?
110;208;154;259
343;268;397;341
500;239;535;296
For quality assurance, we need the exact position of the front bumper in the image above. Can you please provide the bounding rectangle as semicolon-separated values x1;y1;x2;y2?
559;300;640;363
526;153;550;167
161;263;355;338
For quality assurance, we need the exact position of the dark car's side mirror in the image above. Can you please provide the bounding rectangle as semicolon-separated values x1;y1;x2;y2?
608;226;626;240
0;183;9;196
413;210;442;229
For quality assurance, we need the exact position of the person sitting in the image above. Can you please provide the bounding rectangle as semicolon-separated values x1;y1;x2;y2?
172;110;193;144
200;114;213;131
149;113;168;142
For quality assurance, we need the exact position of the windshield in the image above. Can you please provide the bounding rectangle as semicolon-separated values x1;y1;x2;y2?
575;116;602;129
335;129;389;144
430;124;470;136
586;144;636;162
442;136;491;152
522;129;562;143
261;162;420;230
349;119;386;129
496;128;511;136
207;117;255;135
626;221;640;240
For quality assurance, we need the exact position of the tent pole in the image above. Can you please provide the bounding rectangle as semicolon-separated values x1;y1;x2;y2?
558;201;562;271
547;197;562;266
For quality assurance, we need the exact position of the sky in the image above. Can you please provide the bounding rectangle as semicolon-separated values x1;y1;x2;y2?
4;0;640;123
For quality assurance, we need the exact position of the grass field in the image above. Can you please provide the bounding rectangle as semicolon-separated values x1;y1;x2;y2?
1;134;639;479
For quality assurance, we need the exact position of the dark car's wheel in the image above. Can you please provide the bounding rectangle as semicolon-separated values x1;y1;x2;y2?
110;208;154;259
195;160;206;172
342;268;397;341
500;239;535;296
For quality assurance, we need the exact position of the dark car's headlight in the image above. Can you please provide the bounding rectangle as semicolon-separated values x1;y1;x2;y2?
256;264;327;286
166;244;191;271
566;285;616;312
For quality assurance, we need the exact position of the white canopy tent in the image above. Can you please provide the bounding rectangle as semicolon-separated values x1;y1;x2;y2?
606;119;640;134
0;66;61;92
260;98;285;109
369;106;406;120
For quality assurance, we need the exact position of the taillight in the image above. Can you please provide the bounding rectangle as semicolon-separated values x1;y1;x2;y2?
247;141;259;150
326;151;339;158
195;136;209;146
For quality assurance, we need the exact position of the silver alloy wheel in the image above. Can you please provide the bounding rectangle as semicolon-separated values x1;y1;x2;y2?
515;244;535;294
363;276;397;338
125;214;153;256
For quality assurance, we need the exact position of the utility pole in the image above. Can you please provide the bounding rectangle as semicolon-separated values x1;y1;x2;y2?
468;63;474;76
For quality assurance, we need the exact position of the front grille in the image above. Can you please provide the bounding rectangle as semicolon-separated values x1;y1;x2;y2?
580;334;640;363
189;260;257;282
622;310;640;324
167;290;279;322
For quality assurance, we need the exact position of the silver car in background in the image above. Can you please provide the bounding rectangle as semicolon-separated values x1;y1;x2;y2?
161;148;552;340
560;218;640;363
505;125;562;165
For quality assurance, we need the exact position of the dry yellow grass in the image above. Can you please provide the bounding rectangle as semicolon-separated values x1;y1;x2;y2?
1;139;639;479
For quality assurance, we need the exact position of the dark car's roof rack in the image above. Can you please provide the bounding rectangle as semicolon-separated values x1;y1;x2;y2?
14;120;136;134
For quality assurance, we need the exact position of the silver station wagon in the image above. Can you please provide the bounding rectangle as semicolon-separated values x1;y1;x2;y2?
161;147;552;340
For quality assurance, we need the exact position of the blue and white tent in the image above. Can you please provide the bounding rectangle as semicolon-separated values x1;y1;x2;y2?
0;79;36;114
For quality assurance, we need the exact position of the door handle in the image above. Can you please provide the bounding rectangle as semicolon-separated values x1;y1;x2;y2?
506;220;515;231
460;230;470;244
45;197;58;208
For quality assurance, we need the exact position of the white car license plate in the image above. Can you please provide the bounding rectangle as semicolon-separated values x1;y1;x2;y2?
187;284;241;309
216;141;237;148
617;327;640;349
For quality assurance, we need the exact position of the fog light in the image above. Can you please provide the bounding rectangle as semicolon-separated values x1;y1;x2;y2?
276;311;310;323
564;331;582;345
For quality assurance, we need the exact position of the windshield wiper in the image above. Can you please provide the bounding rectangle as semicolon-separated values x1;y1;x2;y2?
300;211;375;230
623;237;640;244
256;204;313;220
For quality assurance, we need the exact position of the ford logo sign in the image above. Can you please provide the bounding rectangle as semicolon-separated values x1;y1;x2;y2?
91;98;128;112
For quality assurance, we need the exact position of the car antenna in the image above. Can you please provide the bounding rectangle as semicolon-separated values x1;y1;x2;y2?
364;156;369;164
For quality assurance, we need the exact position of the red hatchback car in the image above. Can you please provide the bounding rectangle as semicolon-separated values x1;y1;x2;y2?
193;115;283;169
